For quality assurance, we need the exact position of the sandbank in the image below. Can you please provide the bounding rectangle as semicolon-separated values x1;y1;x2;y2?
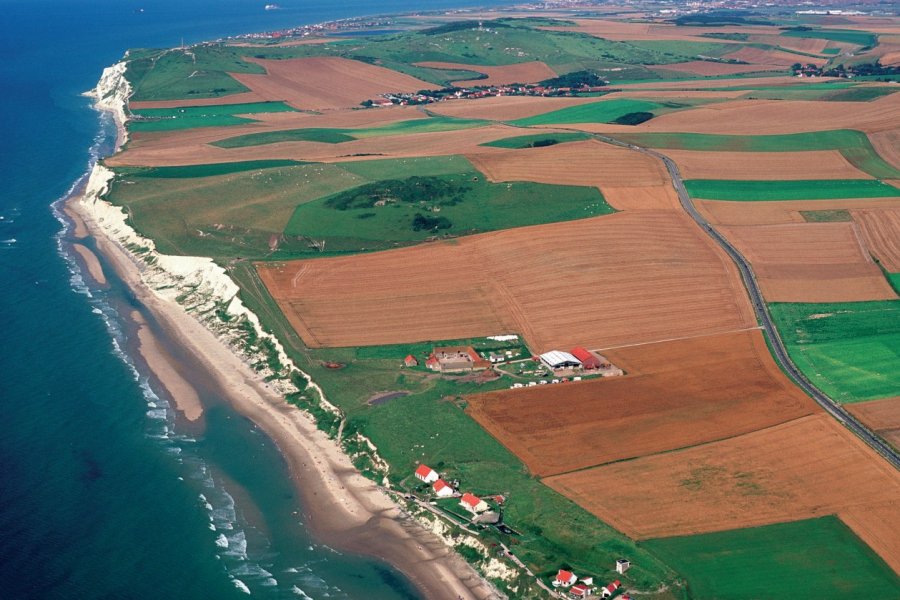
71;243;106;285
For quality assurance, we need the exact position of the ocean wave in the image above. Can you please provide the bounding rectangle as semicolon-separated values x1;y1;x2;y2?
231;578;251;595
291;586;312;598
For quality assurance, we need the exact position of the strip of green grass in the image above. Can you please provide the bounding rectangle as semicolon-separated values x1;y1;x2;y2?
211;116;488;148
769;300;900;402
128;101;299;132
686;179;900;201
799;209;852;222
613;129;900;179
479;132;592;148
115;159;305;179
644;516;900;599
782;28;877;48
510;99;664;126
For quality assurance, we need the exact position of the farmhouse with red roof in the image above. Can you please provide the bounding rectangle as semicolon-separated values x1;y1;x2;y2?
414;464;439;484
433;479;455;498
553;569;578;587
601;580;621;598
570;346;601;370
403;354;418;367
459;492;488;514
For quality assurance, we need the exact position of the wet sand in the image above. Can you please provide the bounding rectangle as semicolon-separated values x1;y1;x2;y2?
71;243;107;285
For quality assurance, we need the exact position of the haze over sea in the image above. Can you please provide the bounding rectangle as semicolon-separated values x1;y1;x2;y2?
0;1;503;598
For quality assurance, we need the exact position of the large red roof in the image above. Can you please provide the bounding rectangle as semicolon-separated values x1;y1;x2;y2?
556;569;576;583
570;346;601;368
433;479;450;492
461;492;482;507
415;464;434;478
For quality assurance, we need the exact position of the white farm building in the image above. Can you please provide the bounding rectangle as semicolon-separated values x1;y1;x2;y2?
540;350;582;370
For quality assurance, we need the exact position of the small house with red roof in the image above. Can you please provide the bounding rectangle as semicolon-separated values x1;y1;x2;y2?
601;580;621;598
432;479;455;498
403;354;418;367
553;569;578;587
569;583;593;598
459;492;488;514
570;346;601;370
414;464;439;484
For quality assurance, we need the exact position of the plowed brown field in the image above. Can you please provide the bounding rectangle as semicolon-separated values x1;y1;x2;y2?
466;140;674;209
696;198;900;226
666;149;871;181
427;95;596;121
415;61;557;87
851;208;900;271
466;330;814;477
718;222;896;302
257;211;754;350
231;57;436;110
870;130;900;170
543;414;900;546
542;19;752;43
652;61;785;76
848;397;900;451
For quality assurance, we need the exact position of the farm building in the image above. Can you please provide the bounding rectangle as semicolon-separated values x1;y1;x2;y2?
404;354;418;367
433;479;455;498
540;350;582;370
426;346;492;373
601;580;621;598
459;492;489;514
570;347;602;370
569;583;593;598
616;558;631;574
553;570;578;587
415;464;439;484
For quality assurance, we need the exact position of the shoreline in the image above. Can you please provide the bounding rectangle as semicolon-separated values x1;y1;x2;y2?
67;63;500;600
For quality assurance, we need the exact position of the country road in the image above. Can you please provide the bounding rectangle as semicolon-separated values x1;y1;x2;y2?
593;134;900;471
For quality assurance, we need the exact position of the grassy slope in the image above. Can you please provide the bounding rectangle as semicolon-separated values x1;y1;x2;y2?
769;300;900;402
128;101;298;132
612;130;900;180
480;132;592;148
211;116;489;148
781;28;877;48
644;516;900;600
685;179;900;201
511;99;664;126
113;159;305;178
225;262;679;592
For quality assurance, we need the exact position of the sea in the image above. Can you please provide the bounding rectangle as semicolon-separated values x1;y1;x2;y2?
0;1;504;598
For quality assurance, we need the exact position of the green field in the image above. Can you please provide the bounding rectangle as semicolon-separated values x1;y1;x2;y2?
128;101;299;132
644;516;900;599
284;158;612;252
889;273;900;294
782;28;877;48
113;159;305;179
686;179;900;201
799;209;852;222
211;116;489;148
769;300;900;402
479;132;592;148
511;99;664;126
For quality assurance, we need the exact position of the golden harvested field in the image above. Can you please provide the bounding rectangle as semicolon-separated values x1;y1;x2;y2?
848;397;900;452
543;414;900;546
427;95;596;121
723;46;827;67
257;211;754;350
870;130;900;170
666;149;871;181
841;501;900;576
415;61;557;87
851;208;900;271
466;140;675;210
231;57;436;110
718;222;897;302
617;76;824;90
696;197;900;226
652;61;785;77
541;19;752;43
466;330;815;477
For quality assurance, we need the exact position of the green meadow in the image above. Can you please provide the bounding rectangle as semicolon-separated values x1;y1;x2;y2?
644;516;900;599
769;300;900;402
685;179;900;201
511;99;664;126
211;116;489;148
612;129;900;179
479;132;592;148
128;101;298;132
113;159;304;179
781;28;877;48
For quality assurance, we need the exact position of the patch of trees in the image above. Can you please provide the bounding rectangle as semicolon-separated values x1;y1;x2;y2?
673;11;772;27
613;111;655;125
325;177;470;211
412;213;452;231
539;70;607;88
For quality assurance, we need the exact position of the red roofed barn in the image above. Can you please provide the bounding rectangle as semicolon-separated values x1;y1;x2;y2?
554;569;578;587
570;347;601;370
415;464;439;484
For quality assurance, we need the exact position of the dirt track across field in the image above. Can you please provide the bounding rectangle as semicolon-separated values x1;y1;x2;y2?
718;222;897;302
257;210;755;350
466;330;815;477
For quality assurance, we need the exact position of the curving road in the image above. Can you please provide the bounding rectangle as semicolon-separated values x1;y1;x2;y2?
592;134;900;471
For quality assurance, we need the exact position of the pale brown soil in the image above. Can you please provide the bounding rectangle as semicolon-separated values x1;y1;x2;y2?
748;34;828;54
718;222;897;302
847;397;900;452
616;76;831;90
610;89;749;100
541;19;752;43
724;46;827;67
666;149;872;180
600;185;682;211
426;95;597;121
543;414;900;546
841;500;900;576
466;330;814;477
231;57;437;110
696;197;900;226
415;61;557;87
870;129;900;171
466;140;672;209
851;208;900;271
257;210;754;351
651;61;785;77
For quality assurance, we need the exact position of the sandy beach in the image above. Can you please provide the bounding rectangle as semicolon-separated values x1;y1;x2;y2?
68;191;499;599
70;243;107;285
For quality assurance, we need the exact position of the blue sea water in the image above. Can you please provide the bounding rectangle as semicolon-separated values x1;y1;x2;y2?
0;1;504;598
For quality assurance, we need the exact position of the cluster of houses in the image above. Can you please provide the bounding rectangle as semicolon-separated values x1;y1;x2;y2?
538;347;622;375
415;464;491;515
553;560;631;599
371;81;608;108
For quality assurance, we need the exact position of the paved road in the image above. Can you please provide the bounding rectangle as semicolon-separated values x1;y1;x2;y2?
593;134;900;471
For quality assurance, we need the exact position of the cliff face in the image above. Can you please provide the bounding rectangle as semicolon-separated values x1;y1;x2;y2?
91;61;131;144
